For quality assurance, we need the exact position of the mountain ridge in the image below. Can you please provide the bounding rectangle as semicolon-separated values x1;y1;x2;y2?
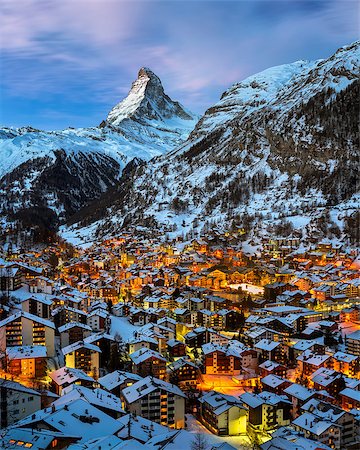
0;68;197;227
64;41;359;245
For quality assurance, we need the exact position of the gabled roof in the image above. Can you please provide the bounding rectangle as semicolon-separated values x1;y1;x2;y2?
0;310;55;329
62;341;101;355
7;345;47;359
98;370;143;391
57;385;125;415
58;322;92;333
12;398;123;442
0;378;41;396
122;376;186;403
49;366;95;386
129;348;166;365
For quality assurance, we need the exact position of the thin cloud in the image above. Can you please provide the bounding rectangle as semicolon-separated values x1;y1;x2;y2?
1;0;358;129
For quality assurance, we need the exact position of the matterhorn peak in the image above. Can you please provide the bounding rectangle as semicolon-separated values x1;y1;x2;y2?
137;66;161;83
106;67;195;127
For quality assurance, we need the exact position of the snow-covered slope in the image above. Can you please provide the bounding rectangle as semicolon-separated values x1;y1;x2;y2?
0;68;197;224
68;41;359;245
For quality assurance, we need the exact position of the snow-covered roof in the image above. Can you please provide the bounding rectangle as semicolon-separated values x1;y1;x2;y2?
0;378;41;396
340;387;360;402
261;374;288;388
297;350;331;366
254;339;280;351
0;310;55;329
62;340;101;355
284;383;315;401
12;398;123;442
129;348;166;365
98;370;143;391
58;321;92;333
333;351;358;363
292;411;334;436
6;345;47;359
57;384;125;415
49;366;95;386
122;376;186;404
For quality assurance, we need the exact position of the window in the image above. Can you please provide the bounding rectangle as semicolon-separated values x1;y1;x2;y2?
13;400;19;405
28;397;34;402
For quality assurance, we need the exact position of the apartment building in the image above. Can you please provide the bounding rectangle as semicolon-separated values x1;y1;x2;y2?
121;376;186;429
198;391;247;436
0;311;55;357
0;378;42;428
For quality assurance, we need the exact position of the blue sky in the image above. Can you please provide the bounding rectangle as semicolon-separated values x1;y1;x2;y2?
0;0;358;130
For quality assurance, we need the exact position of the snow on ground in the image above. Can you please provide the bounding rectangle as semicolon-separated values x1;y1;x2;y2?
59;222;99;248
186;414;252;448
110;316;140;341
287;215;312;228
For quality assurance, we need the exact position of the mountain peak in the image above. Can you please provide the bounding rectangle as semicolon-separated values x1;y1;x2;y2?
137;66;160;82
106;68;195;127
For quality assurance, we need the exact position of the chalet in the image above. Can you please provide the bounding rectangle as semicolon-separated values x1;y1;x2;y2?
297;351;332;377
254;339;285;364
130;348;166;380
62;341;101;378
311;367;348;398
260;374;291;395
259;360;287;378
58;322;92;347
87;308;109;332
340;387;360;410
264;282;289;302
53;305;87;328
168;357;200;389
98;370;143;397
6;345;47;378
346;329;360;356
332;351;359;377
184;327;212;348
293;398;357;449
167;339;186;357
202;341;257;376
283;383;317;418
0;267;22;291
240;391;292;433
84;332;117;369
20;295;52;319
127;334;158;354
49;366;96;395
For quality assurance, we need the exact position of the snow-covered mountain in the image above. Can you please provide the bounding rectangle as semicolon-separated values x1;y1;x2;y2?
0;68;197;226
66;41;359;245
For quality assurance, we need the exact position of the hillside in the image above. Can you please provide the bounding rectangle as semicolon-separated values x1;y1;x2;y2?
65;41;359;245
0;68;197;228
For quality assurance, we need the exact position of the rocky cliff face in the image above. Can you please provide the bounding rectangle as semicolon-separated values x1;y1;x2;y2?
0;69;196;229
107;67;194;125
68;41;359;244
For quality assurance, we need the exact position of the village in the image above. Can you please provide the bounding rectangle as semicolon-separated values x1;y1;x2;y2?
0;230;359;450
